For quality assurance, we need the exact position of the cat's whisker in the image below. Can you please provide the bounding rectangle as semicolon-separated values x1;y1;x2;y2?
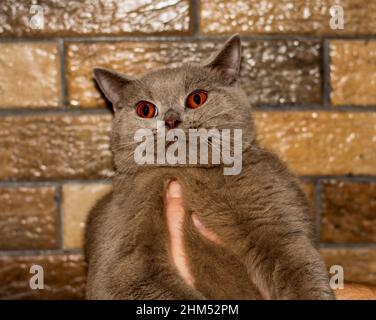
100;171;117;184
205;140;228;156
116;151;136;168
112;139;145;149
198;107;238;128
112;144;139;152
196;107;211;124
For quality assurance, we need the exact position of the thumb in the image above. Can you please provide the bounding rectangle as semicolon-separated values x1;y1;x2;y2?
192;214;224;246
165;181;195;288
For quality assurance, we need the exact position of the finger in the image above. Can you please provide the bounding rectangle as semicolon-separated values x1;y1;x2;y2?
165;181;185;230
165;181;195;288
192;213;224;246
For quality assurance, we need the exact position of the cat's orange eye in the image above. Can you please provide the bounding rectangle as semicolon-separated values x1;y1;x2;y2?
136;101;158;118
186;90;208;109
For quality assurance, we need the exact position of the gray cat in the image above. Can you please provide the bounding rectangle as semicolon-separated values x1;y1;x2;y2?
85;35;334;300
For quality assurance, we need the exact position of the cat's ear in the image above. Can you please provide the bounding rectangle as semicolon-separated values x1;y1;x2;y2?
204;34;242;84
93;67;132;108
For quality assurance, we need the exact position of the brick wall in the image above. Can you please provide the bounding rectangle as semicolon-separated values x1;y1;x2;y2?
0;0;375;299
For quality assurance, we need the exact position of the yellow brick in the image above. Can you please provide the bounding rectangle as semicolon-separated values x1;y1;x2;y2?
201;0;376;36
0;114;112;180
0;43;60;108
321;248;376;285
330;41;376;106
0;0;190;37
255;112;376;175
66;41;321;108
62;183;112;249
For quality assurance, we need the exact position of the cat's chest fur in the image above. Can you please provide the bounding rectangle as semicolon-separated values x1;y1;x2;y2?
117;166;263;299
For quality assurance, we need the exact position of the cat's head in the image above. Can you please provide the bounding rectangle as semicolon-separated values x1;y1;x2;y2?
93;35;255;173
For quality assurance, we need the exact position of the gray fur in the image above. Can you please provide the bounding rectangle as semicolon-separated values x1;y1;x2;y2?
85;35;334;300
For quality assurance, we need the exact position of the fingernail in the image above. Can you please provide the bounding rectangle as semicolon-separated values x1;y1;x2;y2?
192;214;203;230
168;181;182;198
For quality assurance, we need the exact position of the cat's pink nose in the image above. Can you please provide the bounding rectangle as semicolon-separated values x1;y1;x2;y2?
164;110;181;129
165;118;181;129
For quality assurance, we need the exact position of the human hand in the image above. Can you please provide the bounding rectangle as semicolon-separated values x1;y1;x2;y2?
165;180;222;289
164;180;376;300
